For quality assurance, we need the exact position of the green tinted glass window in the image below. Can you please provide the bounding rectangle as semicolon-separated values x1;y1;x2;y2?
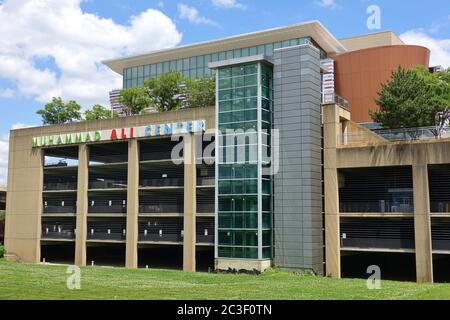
217;62;273;260
132;67;138;77
197;55;204;68
189;57;197;69
265;43;274;56
245;86;257;98
219;100;232;112
219;78;231;90
163;61;169;73
176;59;183;71
144;65;150;77
183;58;190;70
232;66;245;77
233;76;245;88
245;74;257;86
219;89;232;101
219;68;232;78
244;64;257;75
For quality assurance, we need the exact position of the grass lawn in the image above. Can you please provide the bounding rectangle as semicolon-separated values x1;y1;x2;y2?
0;259;449;300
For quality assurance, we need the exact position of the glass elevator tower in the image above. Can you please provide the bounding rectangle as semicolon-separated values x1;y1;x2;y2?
215;60;273;262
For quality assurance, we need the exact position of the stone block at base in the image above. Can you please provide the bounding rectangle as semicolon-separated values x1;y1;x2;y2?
215;258;272;272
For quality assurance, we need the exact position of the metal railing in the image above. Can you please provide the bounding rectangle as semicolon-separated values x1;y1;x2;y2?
140;151;179;162
197;177;215;186
197;203;214;214
139;204;183;214
41;222;76;240
140;178;183;188
138;233;183;242
373;126;448;141
323;93;349;110
341;126;450;146
431;202;450;213
340;201;414;214
88;180;127;189
196;219;214;244
88;205;127;214
44;182;77;191
43;206;76;214
87;232;126;241
41;229;75;240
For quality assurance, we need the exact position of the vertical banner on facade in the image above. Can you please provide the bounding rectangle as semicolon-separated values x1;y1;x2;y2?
321;59;335;104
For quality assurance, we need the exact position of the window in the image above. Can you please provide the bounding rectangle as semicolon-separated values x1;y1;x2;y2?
144;65;150;78
169;60;176;71
216;62;273;260
176;59;183;72
265;44;274;56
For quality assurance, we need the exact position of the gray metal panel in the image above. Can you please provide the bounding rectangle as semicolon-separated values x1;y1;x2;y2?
208;55;273;69
273;44;323;274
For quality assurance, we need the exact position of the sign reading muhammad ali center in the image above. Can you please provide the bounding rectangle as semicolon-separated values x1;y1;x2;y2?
32;120;206;148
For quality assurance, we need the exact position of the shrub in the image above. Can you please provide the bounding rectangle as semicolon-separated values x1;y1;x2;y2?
0;245;4;258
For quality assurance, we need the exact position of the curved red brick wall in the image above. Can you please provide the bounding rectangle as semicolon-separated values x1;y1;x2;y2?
334;45;430;123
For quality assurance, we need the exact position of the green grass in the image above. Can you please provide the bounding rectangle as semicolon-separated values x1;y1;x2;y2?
0;259;449;300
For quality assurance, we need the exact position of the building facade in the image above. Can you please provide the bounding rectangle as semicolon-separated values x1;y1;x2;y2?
5;21;449;282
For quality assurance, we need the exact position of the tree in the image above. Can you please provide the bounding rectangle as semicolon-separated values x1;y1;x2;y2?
145;71;185;112
36;97;82;125
186;76;216;108
119;87;151;116
370;67;450;129
84;104;118;121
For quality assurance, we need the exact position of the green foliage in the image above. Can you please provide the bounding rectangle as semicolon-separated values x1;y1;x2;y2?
36;97;82;125
186;76;216;108
370;66;450;129
0;245;4;258
119;87;151;116
145;71;185;112
84;104;118;121
0;259;450;299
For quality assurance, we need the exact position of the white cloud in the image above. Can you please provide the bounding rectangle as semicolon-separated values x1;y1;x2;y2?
211;0;246;10
0;0;182;107
400;30;450;68
178;3;218;26
0;88;14;98
11;123;37;130
0;123;38;186
0;122;38;186
0;0;183;186
0;134;8;187
315;0;338;9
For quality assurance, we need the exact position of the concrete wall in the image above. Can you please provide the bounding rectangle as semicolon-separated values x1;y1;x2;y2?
323;104;442;282
273;44;324;274
338;31;404;52
5;107;215;266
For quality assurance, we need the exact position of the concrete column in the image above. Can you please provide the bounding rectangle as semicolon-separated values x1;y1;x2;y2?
412;162;434;283
75;144;89;266
323;104;341;278
126;139;139;268
183;133;196;272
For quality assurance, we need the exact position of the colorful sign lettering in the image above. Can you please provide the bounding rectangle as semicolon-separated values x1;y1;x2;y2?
32;119;206;148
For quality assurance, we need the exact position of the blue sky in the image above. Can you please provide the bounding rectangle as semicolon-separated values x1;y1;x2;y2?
0;0;449;184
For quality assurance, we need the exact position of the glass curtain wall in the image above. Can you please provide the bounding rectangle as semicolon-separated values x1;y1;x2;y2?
123;37;324;88
216;61;273;260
